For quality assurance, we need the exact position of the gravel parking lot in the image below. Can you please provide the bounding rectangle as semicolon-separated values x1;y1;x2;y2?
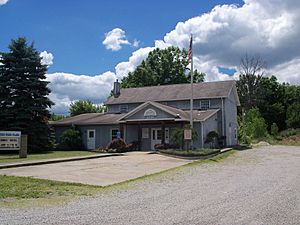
1;145;300;225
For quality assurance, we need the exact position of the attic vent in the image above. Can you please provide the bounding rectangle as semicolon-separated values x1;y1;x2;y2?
144;108;157;119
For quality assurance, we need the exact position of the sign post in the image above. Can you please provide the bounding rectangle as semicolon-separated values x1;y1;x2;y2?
184;129;192;150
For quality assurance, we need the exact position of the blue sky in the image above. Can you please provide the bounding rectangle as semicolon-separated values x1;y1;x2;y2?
1;0;299;114
0;0;243;75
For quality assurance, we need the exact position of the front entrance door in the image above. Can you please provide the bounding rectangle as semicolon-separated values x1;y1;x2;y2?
151;128;161;150
151;128;169;150
87;129;96;150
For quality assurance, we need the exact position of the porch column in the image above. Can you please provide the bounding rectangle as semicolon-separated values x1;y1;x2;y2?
161;122;165;145
119;123;124;140
138;122;142;150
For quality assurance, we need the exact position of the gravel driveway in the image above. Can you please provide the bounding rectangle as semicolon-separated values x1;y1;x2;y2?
1;145;300;225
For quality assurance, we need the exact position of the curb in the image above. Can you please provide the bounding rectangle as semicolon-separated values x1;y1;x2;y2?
157;148;233;160
0;153;123;169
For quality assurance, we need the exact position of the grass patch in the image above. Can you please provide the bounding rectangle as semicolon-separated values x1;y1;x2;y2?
0;175;103;200
159;148;219;157
0;151;98;164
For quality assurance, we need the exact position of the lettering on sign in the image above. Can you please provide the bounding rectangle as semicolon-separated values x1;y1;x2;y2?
0;131;21;150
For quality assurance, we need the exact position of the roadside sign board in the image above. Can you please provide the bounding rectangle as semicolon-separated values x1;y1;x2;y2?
0;131;21;150
184;129;192;140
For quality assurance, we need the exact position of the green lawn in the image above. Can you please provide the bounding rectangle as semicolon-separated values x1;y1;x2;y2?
0;151;98;164
159;148;219;157
0;175;102;199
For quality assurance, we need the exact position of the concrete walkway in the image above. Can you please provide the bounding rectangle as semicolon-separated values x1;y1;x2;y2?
0;153;122;169
0;152;192;186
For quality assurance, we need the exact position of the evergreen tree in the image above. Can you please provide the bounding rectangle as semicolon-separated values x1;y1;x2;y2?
0;37;54;152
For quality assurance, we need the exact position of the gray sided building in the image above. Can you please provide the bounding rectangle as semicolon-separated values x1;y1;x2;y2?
51;80;240;150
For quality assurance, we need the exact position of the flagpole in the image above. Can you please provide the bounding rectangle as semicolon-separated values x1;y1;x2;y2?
190;34;193;149
190;34;193;129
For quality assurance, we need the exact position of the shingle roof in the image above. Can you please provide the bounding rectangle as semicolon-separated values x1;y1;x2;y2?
50;103;219;126
106;80;236;105
50;113;126;126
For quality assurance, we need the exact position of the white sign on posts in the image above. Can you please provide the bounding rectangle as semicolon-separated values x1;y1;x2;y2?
184;129;192;140
0;131;21;150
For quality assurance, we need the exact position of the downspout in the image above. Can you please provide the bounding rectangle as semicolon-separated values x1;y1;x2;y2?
201;122;204;148
221;98;225;136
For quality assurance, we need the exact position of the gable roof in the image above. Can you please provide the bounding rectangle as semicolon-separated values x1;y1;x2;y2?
50;102;220;126
119;101;219;122
106;80;236;105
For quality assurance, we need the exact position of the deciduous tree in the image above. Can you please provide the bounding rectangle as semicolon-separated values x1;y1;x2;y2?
69;100;106;116
121;47;205;88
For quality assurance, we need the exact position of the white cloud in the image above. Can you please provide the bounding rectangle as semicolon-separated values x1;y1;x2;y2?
102;28;130;51
114;40;171;78
115;47;154;78
132;39;140;48
0;0;8;6
46;71;116;114
268;58;300;84
40;51;54;66
48;0;300;114
160;0;300;84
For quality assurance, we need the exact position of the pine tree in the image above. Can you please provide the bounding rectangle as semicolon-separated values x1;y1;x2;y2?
0;37;54;152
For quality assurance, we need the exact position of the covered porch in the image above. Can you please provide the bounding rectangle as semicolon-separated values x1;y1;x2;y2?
120;120;185;150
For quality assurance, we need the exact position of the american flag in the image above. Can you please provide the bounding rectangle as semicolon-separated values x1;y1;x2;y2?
188;35;193;63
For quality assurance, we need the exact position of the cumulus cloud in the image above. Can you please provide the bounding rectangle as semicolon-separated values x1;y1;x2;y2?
40;51;54;66
48;0;300;114
102;28;130;51
161;0;300;84
268;58;300;84
46;71;116;114
0;0;8;6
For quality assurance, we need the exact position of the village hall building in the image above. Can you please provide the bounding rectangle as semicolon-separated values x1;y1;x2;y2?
51;80;240;150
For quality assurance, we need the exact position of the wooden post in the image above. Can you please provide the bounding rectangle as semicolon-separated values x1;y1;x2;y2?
138;123;142;150
161;122;165;145
119;123;124;139
19;135;28;158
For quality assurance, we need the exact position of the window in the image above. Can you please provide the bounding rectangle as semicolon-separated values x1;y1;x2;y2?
142;128;149;138
157;130;162;140
88;130;94;138
234;128;237;140
144;108;157;119
200;100;210;110
120;105;128;113
111;129;119;140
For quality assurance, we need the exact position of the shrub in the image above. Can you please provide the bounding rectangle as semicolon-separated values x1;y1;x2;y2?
270;123;279;136
124;141;139;151
205;131;219;148
278;128;297;137
59;125;83;150
170;125;198;149
286;103;300;128
106;139;126;153
244;108;268;139
154;143;179;150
